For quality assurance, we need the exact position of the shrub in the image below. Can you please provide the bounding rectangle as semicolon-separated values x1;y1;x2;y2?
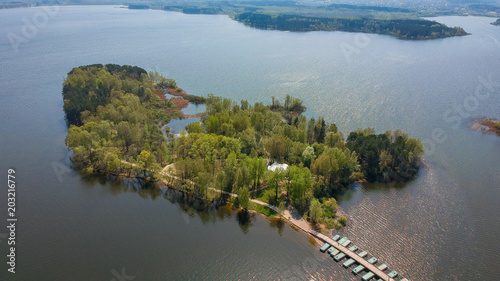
338;216;347;226
324;217;336;229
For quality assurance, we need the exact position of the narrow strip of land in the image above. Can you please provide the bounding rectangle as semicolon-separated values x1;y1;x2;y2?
122;160;394;280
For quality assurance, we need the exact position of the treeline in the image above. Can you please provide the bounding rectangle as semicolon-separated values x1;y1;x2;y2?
163;6;223;15
324;4;411;13
234;12;468;40
347;128;423;182
63;64;175;176
128;5;149;10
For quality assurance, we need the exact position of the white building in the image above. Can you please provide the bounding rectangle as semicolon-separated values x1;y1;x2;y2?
267;163;288;172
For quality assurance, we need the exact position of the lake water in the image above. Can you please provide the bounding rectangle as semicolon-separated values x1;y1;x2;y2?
0;6;499;280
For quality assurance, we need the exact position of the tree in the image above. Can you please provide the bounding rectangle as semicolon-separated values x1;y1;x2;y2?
195;172;213;199
264;134;286;162
239;186;250;210
287;165;313;211
325;132;343;148
301;146;315;168
323;197;338;218
239;128;257;155
316;118;326;143
249;157;267;189
338;216;347;226
136;150;160;179
266;169;285;203
278;201;285;220
309;198;323;223
186;122;203;134
307;117;316;144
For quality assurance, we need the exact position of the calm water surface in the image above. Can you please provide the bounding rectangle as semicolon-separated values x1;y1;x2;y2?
0;6;499;280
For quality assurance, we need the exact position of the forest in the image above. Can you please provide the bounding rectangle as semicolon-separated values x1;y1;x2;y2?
63;64;424;228
234;12;468;40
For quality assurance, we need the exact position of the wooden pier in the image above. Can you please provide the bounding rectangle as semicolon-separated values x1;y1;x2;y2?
312;231;396;281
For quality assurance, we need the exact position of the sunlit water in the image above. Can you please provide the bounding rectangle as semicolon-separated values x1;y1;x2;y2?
0;6;499;280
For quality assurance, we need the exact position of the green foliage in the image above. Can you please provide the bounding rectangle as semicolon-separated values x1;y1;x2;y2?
238;186;250;210
309;198;323;223
63;65;172;179
235;12;468;40
286;165;313;211
338;216;347;226
346;129;424;182
63;64;423;222
186;122;203;134
301;146;315;168
322;197;338;218
269;94;306;115
184;94;206;105
278;201;285;218
266;169;285;204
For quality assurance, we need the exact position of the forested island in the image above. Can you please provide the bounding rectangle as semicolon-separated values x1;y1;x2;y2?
492;18;500;26
160;2;468;40
233;12;467;40
63;64;424;229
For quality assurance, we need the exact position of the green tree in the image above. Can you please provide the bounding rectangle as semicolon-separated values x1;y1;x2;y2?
278;201;285;220
287;165;313;211
309;198;323;223
186;122;203;134
239;128;257;155
323;197;338;218
266;169;285;203
239;186;250;210
136;150;160;179
301;146;315;168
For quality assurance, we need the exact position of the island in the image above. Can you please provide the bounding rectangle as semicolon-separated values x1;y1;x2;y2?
492;18;500;26
233;12;467;40
62;64;424;231
160;2;468;40
471;118;500;136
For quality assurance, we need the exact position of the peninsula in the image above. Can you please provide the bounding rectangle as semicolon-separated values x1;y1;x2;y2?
160;2;468;40
63;64;424;230
471;118;500;136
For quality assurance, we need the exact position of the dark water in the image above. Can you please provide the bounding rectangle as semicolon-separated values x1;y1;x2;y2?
0;6;499;280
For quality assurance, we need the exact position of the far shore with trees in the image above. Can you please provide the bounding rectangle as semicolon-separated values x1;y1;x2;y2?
62;64;424;231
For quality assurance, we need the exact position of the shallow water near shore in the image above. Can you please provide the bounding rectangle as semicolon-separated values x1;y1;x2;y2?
0;6;499;280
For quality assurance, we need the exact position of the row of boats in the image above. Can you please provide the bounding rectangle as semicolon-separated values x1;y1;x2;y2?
320;235;408;281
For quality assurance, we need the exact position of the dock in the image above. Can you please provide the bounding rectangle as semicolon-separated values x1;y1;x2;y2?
313;231;397;281
320;243;331;252
357;250;368;258
377;264;388;271
343;258;356;268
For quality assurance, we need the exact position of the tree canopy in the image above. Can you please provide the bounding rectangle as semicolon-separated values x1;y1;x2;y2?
63;64;424;228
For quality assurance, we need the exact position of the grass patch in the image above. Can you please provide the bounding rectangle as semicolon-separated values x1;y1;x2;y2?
254;188;283;206
249;202;277;218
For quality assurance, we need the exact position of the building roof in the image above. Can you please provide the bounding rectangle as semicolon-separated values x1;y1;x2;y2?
267;163;288;172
